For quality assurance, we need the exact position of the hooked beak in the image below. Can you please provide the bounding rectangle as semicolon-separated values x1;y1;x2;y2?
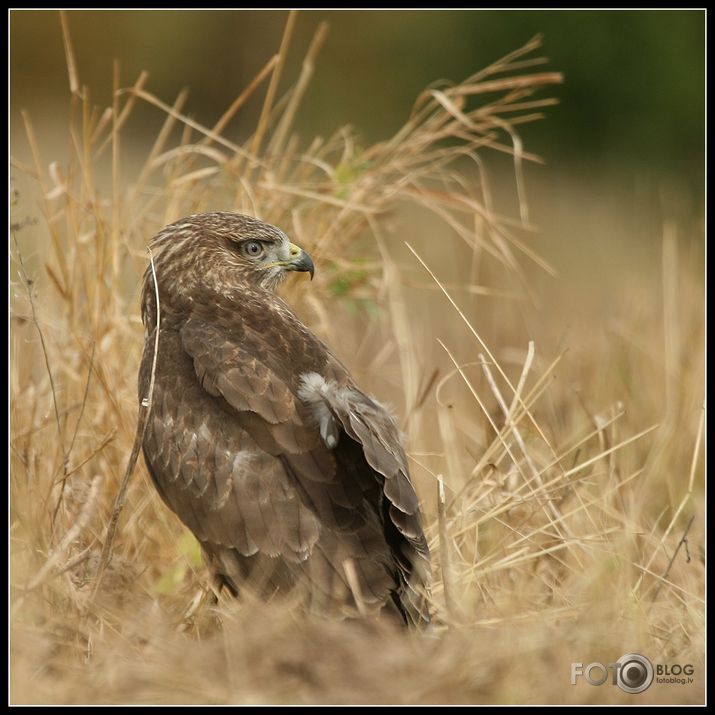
287;242;315;280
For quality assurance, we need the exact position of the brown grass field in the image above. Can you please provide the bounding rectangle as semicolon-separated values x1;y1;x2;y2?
10;15;705;705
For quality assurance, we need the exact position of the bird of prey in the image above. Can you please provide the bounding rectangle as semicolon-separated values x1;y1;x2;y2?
139;212;430;625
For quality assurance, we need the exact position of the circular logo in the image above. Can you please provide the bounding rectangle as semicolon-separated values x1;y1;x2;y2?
616;653;654;694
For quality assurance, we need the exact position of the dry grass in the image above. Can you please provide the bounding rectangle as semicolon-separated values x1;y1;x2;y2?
10;13;704;705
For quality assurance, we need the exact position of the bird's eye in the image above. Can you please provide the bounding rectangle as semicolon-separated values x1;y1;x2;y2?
243;241;264;258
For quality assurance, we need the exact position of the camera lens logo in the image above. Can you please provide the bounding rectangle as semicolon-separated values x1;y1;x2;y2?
615;653;654;694
571;653;656;693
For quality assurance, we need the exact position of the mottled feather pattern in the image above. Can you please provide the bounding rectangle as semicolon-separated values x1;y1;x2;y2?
139;212;430;625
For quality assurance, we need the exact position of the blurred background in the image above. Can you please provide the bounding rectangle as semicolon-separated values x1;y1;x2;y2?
10;9;705;308
10;11;705;704
11;9;704;185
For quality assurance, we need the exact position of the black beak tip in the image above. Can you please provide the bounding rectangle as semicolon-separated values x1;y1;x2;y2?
294;250;315;281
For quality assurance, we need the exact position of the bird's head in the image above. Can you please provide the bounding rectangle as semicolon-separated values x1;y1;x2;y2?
144;212;314;310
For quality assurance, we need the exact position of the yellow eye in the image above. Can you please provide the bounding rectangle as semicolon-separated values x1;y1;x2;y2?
243;241;264;258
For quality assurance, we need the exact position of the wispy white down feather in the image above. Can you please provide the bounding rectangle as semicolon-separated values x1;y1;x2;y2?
297;373;345;449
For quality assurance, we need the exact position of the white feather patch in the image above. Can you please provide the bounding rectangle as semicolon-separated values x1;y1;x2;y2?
297;372;347;449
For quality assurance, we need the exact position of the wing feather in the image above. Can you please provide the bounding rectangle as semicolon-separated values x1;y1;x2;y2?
297;373;431;624
142;299;430;623
142;334;321;563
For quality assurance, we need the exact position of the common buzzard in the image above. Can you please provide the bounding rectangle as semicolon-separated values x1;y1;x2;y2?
139;212;430;625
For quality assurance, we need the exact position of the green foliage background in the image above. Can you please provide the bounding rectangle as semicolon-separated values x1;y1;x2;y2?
11;10;704;191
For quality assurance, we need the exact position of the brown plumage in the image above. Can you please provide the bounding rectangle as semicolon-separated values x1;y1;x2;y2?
139;212;430;625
